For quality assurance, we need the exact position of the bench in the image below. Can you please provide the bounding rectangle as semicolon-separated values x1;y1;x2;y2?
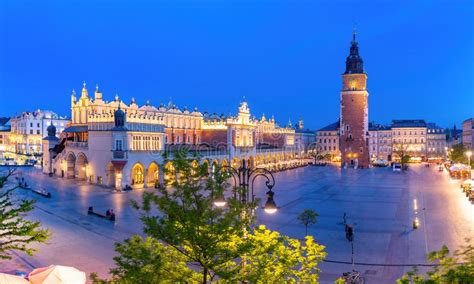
32;188;51;198
87;206;115;222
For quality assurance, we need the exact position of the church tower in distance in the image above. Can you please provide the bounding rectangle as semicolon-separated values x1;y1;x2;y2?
339;31;369;168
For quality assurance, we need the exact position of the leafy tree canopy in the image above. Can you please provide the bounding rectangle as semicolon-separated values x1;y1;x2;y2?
0;169;50;260
94;150;327;283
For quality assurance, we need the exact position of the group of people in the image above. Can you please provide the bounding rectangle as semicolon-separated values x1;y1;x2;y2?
16;176;28;188
105;209;115;218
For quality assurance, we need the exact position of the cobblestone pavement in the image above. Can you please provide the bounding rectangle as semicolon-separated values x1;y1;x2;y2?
1;164;473;283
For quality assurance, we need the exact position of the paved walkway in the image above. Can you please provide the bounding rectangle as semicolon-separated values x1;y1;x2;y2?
1;165;473;283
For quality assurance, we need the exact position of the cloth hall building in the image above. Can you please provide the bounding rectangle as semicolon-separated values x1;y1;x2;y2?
43;83;305;189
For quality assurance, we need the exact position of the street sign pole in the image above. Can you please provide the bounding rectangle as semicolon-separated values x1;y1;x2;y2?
351;240;355;271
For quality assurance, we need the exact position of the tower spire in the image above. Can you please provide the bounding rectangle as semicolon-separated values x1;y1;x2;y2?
344;29;364;74
81;81;89;98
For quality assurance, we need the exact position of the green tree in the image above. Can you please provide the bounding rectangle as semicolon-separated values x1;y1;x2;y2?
238;225;327;283
90;235;200;283
298;209;319;236
397;239;474;283
393;143;411;170
96;150;327;283
448;144;472;166
138;150;257;283
0;169;50;259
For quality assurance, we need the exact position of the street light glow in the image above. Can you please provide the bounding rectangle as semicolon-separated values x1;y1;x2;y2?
213;195;227;207
264;190;278;214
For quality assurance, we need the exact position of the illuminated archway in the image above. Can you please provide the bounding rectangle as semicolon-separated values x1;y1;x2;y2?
76;152;88;180
191;160;199;176
221;159;228;172
131;163;145;186
66;152;76;179
105;162;115;187
211;160;219;174
147;162;159;187
231;158;240;168
164;162;176;185
202;159;210;175
249;156;255;169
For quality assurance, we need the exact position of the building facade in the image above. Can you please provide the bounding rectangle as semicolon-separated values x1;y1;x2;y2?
43;84;304;190
9;110;69;155
315;121;340;160
426;123;447;161
391;120;427;162
0;118;11;153
339;32;370;168
368;123;392;162
293;118;316;158
462;118;474;150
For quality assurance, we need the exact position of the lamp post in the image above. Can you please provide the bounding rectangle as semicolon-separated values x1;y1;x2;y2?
466;150;472;171
213;159;278;215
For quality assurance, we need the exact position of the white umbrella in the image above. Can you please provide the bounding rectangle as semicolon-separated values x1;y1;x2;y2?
28;265;86;284
463;179;474;185
0;273;29;284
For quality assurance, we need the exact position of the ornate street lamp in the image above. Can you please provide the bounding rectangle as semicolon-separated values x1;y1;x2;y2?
214;159;278;215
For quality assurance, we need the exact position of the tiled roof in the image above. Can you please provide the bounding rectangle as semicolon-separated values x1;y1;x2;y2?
317;120;339;131
63;125;88;133
0;117;10;126
295;128;315;134
369;122;391;131
426;123;444;130
391;119;426;128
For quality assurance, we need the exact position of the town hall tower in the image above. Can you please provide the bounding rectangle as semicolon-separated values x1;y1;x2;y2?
339;31;370;168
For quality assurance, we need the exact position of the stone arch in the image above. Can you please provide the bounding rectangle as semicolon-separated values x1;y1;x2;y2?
249;156;255;169
147;162;159;187
221;159;228;172
254;156;260;167
231;157;240;168
105;162;115;187
202;159;210;174
76;152;88;180
191;159;199;173
66;152;76;179
131;163;145;186
211;159;219;174
266;154;272;164
164;161;176;185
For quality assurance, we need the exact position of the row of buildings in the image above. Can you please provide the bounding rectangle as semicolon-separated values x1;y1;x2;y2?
0;110;70;160
314;32;472;166
40;83;316;189
1;33;472;189
315;119;470;163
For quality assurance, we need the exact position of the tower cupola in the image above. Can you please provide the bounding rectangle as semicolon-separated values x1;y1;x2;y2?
114;105;126;128
47;122;56;137
344;31;364;74
81;82;89;98
94;84;102;100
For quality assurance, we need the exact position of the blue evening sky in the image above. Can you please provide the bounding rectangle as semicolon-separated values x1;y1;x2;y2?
0;0;473;130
